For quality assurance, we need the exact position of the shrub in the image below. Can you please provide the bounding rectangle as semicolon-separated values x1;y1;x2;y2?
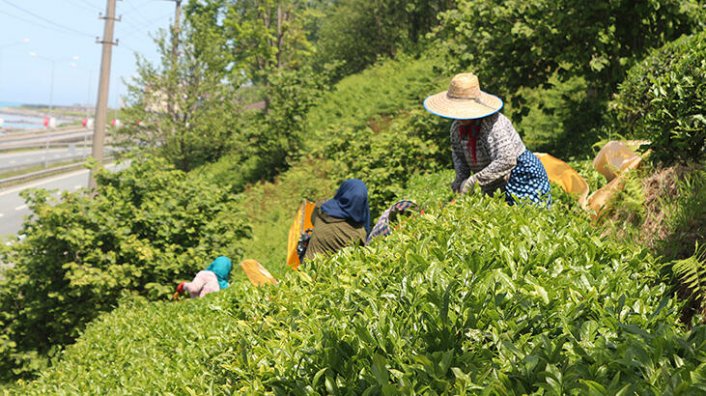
13;171;706;394
660;169;706;259
435;0;704;107
305;56;442;140
0;158;251;381
612;31;706;165
313;109;450;214
511;75;604;159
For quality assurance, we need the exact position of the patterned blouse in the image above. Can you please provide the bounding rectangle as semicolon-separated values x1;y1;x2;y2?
450;113;526;194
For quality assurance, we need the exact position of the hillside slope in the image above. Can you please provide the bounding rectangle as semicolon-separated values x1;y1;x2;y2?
12;172;706;394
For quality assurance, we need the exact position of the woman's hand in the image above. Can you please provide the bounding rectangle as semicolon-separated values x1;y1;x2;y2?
460;176;478;195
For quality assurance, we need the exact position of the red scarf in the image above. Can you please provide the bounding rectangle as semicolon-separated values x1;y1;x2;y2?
459;121;482;165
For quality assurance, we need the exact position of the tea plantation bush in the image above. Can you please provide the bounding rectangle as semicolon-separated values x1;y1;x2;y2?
305;56;443;137
313;109;450;214
0;158;251;381
13;171;706;394
297;57;452;214
612;31;706;165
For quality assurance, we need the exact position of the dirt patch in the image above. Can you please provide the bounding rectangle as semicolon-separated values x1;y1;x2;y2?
640;166;683;248
640;164;705;259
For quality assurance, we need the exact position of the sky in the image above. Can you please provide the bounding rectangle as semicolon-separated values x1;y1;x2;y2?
0;0;179;108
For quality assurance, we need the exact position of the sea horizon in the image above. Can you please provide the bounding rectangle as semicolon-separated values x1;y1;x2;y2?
0;101;23;108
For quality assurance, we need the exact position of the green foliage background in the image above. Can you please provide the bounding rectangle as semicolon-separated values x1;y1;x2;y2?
10;172;706;394
3;0;706;390
612;31;706;165
0;159;251;380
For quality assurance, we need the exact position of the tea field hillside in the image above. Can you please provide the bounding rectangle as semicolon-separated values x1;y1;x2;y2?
2;0;706;392
9;172;706;395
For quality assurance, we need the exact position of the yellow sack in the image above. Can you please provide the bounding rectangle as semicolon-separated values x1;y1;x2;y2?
286;200;316;271
240;259;278;286
535;153;589;208
587;140;648;217
587;176;625;217
592;141;644;182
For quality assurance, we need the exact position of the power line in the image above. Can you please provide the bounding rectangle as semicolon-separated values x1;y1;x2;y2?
123;0;152;26
64;0;102;13
119;12;173;38
0;0;94;38
73;0;103;11
0;9;91;39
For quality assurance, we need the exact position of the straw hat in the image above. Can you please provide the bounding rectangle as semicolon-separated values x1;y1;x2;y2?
423;73;503;119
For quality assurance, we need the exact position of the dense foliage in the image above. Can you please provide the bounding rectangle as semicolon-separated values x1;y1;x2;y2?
7;0;706;389
612;31;706;165
0;159;251;381
304;58;451;213
12;172;706;394
315;109;450;213
435;0;704;100
433;0;705;159
120;5;243;171
510;76;604;159
315;0;453;78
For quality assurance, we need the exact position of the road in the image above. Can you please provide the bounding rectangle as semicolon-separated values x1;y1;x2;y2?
0;147;93;171
0;165;119;237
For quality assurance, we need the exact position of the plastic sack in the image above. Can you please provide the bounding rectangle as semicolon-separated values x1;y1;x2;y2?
593;141;643;182
240;259;278;286
587;176;625;216
535;153;589;208
286;200;316;270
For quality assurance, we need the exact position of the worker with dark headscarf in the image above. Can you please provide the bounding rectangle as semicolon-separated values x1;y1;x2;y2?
304;179;370;259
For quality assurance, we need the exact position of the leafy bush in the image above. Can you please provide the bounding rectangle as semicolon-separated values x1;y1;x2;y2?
13;171;706;394
612;31;706;165
120;15;242;171
0;158;251;381
297;57;452;214
313;109;450;214
510;75;604;159
314;0;452;79
195;66;331;193
657;168;706;260
305;57;442;139
435;0;704;102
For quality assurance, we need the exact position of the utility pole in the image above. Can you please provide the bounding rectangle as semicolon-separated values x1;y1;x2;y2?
171;0;182;64
89;0;119;189
165;0;182;122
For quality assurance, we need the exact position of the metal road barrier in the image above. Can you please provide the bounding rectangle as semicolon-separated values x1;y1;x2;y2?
0;129;94;151
0;158;114;189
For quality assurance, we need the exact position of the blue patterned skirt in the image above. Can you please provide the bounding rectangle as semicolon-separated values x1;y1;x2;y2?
505;150;551;206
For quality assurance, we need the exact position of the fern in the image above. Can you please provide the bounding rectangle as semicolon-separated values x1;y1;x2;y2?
673;243;706;309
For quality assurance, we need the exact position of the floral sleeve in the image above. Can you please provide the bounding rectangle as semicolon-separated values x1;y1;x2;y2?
473;115;524;186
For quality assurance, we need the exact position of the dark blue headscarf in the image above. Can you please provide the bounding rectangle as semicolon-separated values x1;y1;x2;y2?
321;179;371;235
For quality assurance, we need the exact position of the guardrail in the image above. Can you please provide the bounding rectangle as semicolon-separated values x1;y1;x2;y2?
0;130;94;151
0;158;114;189
0;126;85;142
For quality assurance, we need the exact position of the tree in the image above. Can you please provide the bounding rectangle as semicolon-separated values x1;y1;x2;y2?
315;0;454;79
435;0;704;103
120;3;245;171
223;0;315;89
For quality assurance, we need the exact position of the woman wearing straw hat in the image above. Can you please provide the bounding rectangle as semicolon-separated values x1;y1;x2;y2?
424;73;551;205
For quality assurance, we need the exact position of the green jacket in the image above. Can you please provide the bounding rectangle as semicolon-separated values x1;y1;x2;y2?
304;209;366;260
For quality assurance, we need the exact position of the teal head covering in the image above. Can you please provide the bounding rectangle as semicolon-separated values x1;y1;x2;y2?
206;256;232;289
